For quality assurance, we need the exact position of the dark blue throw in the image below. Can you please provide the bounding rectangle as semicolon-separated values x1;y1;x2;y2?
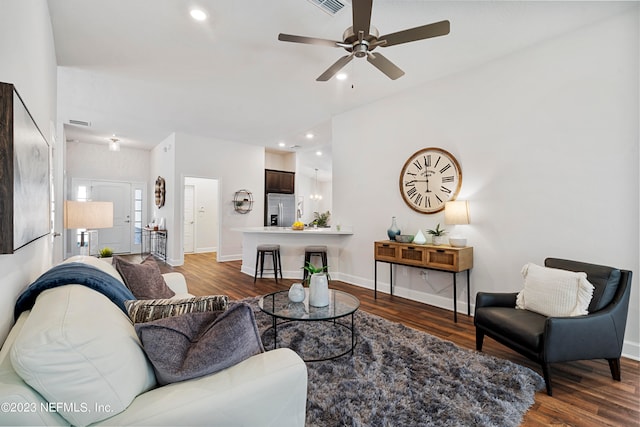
14;262;135;321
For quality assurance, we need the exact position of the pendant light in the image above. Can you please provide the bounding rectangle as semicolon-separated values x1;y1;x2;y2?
108;137;121;152
310;168;322;200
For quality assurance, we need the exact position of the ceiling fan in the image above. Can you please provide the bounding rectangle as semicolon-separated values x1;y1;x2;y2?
278;0;450;81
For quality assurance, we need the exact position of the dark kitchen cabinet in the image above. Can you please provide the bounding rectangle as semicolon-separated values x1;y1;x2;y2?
265;169;295;194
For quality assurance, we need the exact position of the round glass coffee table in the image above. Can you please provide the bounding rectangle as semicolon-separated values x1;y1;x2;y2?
258;289;360;362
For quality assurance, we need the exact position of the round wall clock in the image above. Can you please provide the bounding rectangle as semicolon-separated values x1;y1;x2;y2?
399;147;462;214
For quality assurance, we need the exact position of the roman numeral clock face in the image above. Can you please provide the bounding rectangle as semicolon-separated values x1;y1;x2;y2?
399;148;462;214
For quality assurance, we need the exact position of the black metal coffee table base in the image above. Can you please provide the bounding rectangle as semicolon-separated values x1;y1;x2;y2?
264;314;357;362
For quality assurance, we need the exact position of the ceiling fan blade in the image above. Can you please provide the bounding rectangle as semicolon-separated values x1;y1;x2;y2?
278;33;342;48
380;20;450;47
352;0;373;36
366;52;405;80
317;54;355;82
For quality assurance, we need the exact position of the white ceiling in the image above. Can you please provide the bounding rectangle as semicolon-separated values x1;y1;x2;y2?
48;0;635;176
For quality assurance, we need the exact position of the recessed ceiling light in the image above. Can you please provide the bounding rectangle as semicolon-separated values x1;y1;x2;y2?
336;73;347;80
190;9;207;21
278;141;286;147
306;133;314;139
316;151;323;156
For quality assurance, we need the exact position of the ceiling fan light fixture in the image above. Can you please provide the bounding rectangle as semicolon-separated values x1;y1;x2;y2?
278;1;450;81
108;137;121;152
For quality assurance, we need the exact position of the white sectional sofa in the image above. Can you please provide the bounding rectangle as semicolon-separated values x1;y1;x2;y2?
0;256;307;426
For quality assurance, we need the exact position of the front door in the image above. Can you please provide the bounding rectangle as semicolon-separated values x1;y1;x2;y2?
91;181;131;254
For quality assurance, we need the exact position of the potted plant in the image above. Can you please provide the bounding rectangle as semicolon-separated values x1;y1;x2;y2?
302;262;330;307
98;247;113;258
426;223;447;246
312;211;331;228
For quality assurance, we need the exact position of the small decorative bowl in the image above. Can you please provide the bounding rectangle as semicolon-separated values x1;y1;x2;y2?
395;234;414;243
449;237;467;247
292;223;304;231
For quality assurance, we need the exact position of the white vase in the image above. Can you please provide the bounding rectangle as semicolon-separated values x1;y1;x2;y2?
309;273;329;307
413;229;427;244
288;283;305;303
433;235;446;246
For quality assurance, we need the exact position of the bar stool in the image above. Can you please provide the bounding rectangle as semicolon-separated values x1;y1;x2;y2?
254;244;282;283
303;245;328;281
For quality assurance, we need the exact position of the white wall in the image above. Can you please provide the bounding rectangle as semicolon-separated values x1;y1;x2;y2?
66;141;150;183
150;134;177;262
150;132;264;265
0;0;58;342
332;10;639;358
185;177;219;253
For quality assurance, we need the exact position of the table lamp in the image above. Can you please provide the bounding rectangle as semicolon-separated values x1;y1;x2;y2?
64;200;114;255
444;200;470;247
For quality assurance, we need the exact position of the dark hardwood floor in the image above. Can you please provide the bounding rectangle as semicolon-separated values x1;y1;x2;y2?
160;252;640;427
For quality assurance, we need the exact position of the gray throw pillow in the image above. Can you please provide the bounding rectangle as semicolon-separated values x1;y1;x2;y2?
113;255;175;299
125;295;229;323
135;302;265;385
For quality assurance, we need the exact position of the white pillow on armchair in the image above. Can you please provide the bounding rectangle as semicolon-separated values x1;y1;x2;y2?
516;262;594;317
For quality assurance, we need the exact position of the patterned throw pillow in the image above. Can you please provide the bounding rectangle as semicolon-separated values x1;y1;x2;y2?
125;295;229;323
113;255;175;299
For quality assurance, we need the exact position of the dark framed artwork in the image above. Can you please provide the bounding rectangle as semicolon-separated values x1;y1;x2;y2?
0;82;51;254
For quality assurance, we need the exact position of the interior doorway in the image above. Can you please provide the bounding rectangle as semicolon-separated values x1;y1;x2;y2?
183;184;195;253
183;177;219;256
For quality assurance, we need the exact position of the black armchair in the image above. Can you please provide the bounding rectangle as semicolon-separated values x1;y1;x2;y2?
474;258;632;396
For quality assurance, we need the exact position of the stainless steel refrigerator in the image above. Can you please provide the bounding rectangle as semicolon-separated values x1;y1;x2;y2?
266;193;296;227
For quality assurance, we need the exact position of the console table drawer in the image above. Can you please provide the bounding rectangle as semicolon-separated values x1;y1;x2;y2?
398;245;428;266
426;247;473;272
374;242;398;263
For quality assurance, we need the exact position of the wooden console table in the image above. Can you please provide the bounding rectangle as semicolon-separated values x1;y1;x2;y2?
374;240;473;322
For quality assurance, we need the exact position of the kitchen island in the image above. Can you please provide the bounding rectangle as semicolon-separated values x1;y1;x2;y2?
235;226;353;280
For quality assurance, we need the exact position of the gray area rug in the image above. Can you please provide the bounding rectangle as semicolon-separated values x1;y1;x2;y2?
242;297;545;427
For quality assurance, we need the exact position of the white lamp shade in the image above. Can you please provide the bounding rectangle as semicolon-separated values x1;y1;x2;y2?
64;201;114;229
444;200;470;225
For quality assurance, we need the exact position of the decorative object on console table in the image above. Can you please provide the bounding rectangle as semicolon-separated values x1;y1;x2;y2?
0;82;51;254
64;201;114;256
387;216;401;240
413;229;427;244
445;200;470;247
373;240;473;322
427;223;447;246
98;247;113;258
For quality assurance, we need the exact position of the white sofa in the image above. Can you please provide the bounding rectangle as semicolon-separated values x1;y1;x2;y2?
0;256;307;426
